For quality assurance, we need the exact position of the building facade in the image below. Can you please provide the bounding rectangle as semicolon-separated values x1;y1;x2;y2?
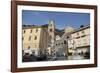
22;20;55;56
22;26;48;56
54;25;90;57
54;26;74;57
54;36;68;57
68;25;90;54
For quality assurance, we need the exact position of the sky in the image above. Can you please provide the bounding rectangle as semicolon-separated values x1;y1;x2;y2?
22;10;90;29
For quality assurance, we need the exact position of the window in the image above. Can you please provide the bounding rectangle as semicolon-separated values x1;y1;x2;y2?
50;29;52;32
29;36;31;41
28;46;30;50
81;35;86;37
77;32;79;35
64;40;66;44
67;36;69;39
76;36;80;39
23;30;25;33
22;37;24;40
34;36;37;40
30;29;32;33
36;29;38;32
32;51;35;54
82;30;85;34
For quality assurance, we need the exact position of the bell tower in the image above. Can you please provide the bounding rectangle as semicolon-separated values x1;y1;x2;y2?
48;20;55;45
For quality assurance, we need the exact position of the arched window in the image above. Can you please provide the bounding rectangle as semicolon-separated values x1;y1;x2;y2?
23;30;26;33
67;36;69;39
30;29;32;33
49;29;52;32
36;29;38;32
64;40;66;44
34;36;37;40
77;32;79;35
22;37;24;40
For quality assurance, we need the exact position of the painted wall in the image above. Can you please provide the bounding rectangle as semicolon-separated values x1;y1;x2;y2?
0;0;99;73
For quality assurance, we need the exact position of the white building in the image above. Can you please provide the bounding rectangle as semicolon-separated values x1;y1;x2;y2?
54;25;90;57
68;25;90;54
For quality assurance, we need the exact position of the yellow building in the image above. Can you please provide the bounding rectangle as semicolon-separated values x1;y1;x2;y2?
22;20;55;56
22;25;48;56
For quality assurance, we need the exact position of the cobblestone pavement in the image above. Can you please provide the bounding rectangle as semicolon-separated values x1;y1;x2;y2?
48;55;85;61
23;54;87;62
68;55;85;60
